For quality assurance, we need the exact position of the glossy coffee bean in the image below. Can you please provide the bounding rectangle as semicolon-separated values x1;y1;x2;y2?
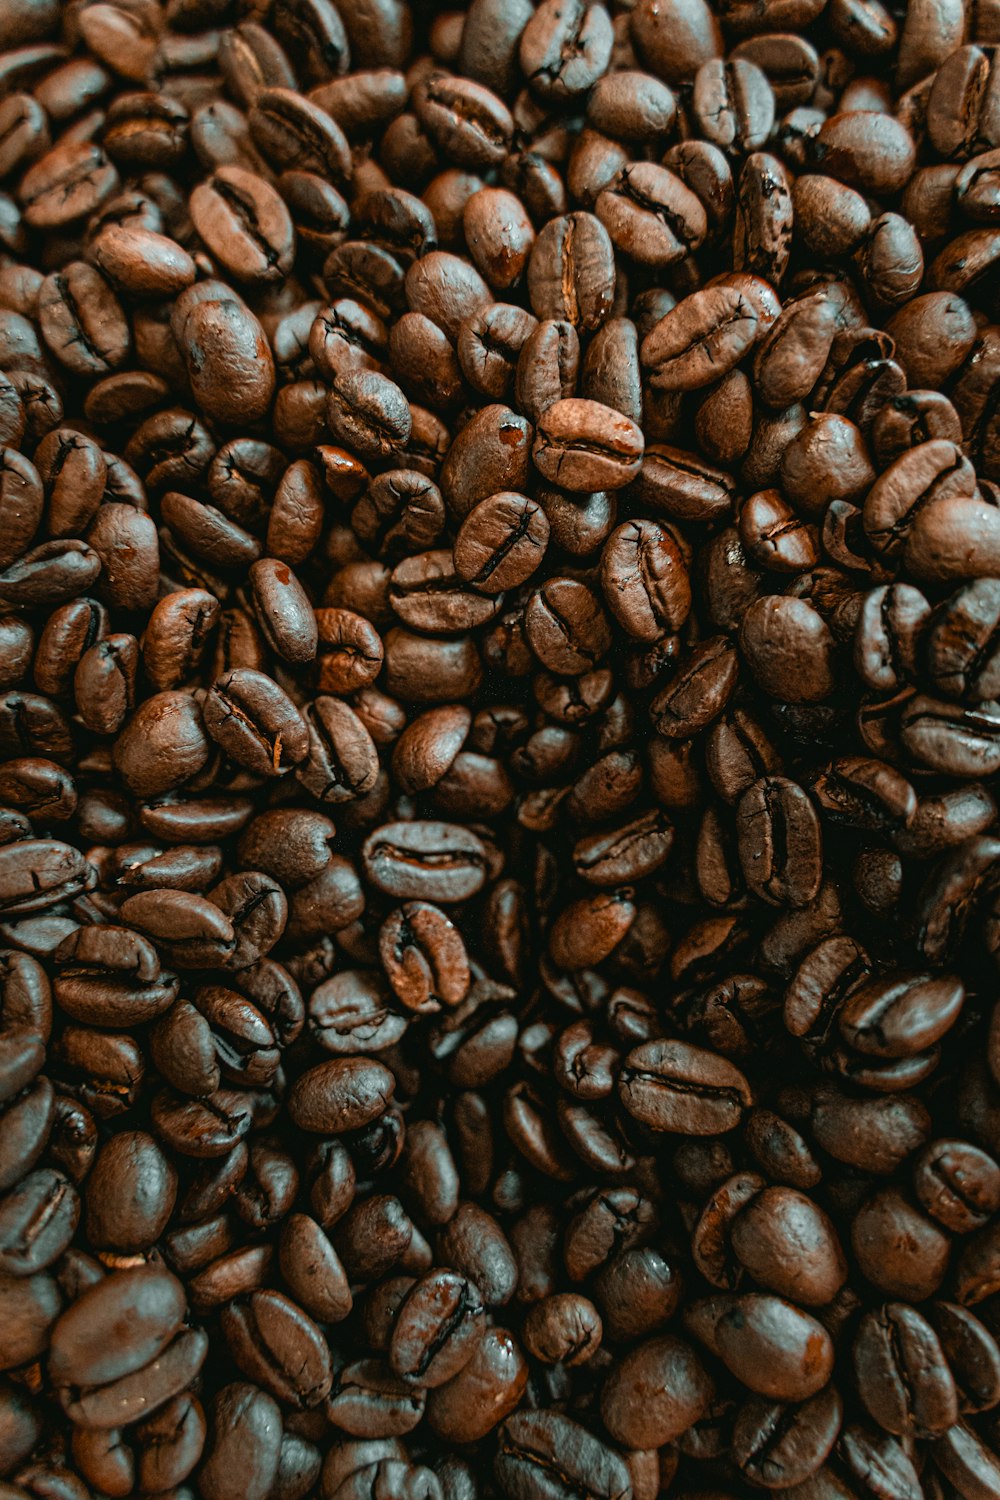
0;4;997;1494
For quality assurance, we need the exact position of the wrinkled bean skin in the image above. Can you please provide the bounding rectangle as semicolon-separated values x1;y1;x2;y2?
0;0;997;1495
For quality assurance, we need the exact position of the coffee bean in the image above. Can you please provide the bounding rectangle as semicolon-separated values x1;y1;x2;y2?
641;282;759;391
388;1268;484;1386
496;1410;631;1500
854;1303;959;1438
692;1291;835;1401
692;58;775;155
527;212;615;332
412;73;513;170
425;1327;527;1442
533;399;643;493
914;1139;1000;1233
814;110;917;195
600;1334;713;1447
519;0;613;103
733;1385;843;1488
619;1038;752;1134
175;295;276;428
289;1058;394;1134
190;166;295;286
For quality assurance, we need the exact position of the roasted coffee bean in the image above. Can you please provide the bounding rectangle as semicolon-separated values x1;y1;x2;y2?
735;776;823;908
863;438;977;560
413;73;513;170
600;519;691;639
620;1039;752;1134
814;110;917;195
19;141;119;230
289;1058;394;1134
198;1383;282;1500
425;1326;527;1442
732;1386;842;1488
519;0;613;103
327;370;412;461
925;580;1000;701
914;1140;1000;1233
363;822;488;902
189;166;295;286
203;669;309;778
741;594;838;703
379;902;470;1012
533;399;643;493
527;212;615;332
839;972;965;1058
650;636;738;736
496;1410;630;1500
642;282;759;391
852;1187;950;1300
174;294;276;428
250;88;351;181
811;756;918;831
453;493;549;593
854;1303;959;1438
222;1288;331;1408
388;1268;484;1386
690;1292;835;1401
600;1333;713;1448
596;162;707;267
249;558;317;665
692;59;775;155
901;696;1000;777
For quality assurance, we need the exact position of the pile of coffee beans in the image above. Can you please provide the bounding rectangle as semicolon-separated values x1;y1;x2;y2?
5;0;1000;1495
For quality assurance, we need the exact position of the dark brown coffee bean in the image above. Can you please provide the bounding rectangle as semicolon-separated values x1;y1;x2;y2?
515;318;579;425
619;1039;752;1134
175;295;276;428
914;1140;1000;1233
732;1386;842;1488
852;1188;950;1301
388;1268;484;1386
692;1292;835;1402
289;1057;394;1134
691;58;775;155
327;371;412;461
533;399;643;492
527;212;616;332
496;1410;631;1500
600;1334;713;1447
814;110;917;195
222;1289;331;1408
19;141;119;230
413;73;513;169
250;88;351;181
650;636;738;738
736;776;823;909
934;1419;1000;1500
453;492;549;593
425;1326;527;1442
441;403;532;520
596;162;707;267
190;166;295;286
519;0;613;103
641;283;759;391
203;669;309;777
854;1303;959;1438
741;595;838;703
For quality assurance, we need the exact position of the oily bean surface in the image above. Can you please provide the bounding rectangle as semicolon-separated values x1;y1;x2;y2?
0;2;998;1496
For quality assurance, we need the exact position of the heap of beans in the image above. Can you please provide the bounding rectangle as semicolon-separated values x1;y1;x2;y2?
4;0;1000;1495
